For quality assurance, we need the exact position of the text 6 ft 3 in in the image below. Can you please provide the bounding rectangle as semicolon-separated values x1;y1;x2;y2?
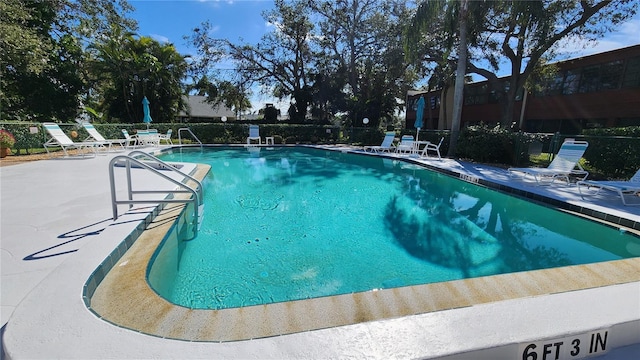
519;329;609;360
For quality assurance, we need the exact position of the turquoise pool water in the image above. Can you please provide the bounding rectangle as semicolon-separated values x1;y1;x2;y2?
148;147;638;310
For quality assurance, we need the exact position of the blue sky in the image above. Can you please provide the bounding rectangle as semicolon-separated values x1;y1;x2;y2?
131;0;279;111
130;0;640;112
131;0;273;57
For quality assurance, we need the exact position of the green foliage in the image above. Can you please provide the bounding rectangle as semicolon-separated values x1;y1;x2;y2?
189;0;315;121
1;123;40;154
0;129;16;148
91;123;340;145
581;126;640;179
189;1;417;128
89;33;188;124
1;0;138;122
1;0;80;121
452;125;640;174
406;0;638;127
257;124;339;144
351;128;384;146
310;0;416;128
0;122;53;154
0;0;54;77
272;135;284;144
455;124;533;165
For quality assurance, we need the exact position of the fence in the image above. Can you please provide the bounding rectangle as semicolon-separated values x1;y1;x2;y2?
2;121;637;179
0;122;342;154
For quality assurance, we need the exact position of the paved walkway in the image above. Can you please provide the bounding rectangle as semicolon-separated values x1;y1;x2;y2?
1;146;639;359
1;149;185;326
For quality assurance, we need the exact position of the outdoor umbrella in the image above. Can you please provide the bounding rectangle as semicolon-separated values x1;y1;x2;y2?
415;95;425;141
142;96;153;129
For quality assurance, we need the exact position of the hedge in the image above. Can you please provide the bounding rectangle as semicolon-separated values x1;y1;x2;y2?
0;122;341;152
581;126;640;179
2;121;636;180
455;124;535;166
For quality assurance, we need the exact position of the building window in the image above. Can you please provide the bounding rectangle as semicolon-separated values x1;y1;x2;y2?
464;84;488;105
545;73;564;96
599;60;623;90
410;97;419;111
622;56;640;88
578;65;601;93
430;96;439;109
562;69;581;95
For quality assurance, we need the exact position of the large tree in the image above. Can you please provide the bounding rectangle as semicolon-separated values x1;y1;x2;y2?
406;0;489;155
311;0;417;127
0;0;137;121
189;0;417;126
188;0;314;121
407;0;638;131
1;0;68;120
471;0;638;126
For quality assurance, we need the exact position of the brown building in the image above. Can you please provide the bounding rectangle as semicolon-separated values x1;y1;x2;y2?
406;44;640;134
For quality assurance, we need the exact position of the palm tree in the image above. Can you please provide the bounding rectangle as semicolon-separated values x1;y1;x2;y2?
405;0;487;156
89;30;188;123
449;0;468;157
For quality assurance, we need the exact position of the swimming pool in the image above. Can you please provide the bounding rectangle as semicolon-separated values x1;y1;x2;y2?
147;147;638;310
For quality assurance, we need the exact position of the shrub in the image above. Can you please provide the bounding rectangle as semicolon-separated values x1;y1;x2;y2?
1;123;44;154
581;126;640;179
456;124;534;166
353;128;385;146
0;129;16;148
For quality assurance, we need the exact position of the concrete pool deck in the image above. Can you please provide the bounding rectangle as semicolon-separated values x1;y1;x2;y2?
1;145;639;359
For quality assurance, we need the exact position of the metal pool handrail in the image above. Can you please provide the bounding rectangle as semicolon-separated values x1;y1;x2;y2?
109;151;204;240
177;127;203;148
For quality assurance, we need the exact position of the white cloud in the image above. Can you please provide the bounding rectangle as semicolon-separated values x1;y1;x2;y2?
208;24;221;35
150;34;170;44
207;0;235;6
555;13;640;59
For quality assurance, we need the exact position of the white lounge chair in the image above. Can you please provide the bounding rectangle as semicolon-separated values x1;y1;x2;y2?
82;122;125;152
577;169;640;206
42;122;103;157
364;132;396;153
395;135;415;154
148;129;160;146
136;129;159;146
508;140;589;185
420;137;444;159
121;129;139;149
158;129;173;145
247;125;261;145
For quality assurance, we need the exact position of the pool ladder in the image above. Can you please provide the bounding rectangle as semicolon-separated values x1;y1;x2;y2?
109;151;204;240
177;127;203;148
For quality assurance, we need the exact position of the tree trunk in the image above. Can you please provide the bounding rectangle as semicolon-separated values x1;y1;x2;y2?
439;87;448;130
500;72;523;128
447;0;468;157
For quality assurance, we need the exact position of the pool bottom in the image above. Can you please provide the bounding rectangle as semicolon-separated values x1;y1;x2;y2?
88;190;640;342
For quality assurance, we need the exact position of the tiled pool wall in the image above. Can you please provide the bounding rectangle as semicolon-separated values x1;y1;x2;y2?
83;201;170;309
146;201;195;297
369;151;640;233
